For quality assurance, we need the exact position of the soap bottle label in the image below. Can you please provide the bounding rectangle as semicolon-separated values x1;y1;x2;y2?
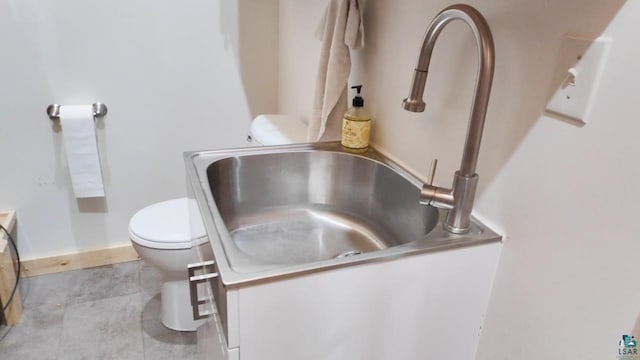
341;117;370;149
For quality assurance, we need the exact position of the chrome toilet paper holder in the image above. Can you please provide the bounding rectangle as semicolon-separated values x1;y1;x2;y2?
46;103;108;121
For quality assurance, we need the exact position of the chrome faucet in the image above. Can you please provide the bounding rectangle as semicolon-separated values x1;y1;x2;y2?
402;4;495;234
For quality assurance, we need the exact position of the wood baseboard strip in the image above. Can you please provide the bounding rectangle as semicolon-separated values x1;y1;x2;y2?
21;244;141;278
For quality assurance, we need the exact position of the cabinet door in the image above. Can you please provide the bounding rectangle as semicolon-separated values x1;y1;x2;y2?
196;285;239;360
197;316;225;360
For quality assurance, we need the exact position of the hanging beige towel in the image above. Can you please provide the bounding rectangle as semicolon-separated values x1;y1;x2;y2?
307;0;364;142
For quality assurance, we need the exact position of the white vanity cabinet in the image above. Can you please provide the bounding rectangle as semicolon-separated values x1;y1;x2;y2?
196;242;501;360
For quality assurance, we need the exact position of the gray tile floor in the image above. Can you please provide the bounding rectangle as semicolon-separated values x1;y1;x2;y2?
0;261;197;360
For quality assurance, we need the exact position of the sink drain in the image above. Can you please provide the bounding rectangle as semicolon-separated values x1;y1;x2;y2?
335;250;362;259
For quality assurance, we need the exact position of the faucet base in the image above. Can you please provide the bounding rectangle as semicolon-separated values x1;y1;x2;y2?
444;172;479;234
420;172;478;234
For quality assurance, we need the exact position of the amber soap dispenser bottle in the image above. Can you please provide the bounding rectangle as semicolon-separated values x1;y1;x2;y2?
341;85;371;150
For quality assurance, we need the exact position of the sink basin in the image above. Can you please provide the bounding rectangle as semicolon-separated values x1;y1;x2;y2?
186;142;500;286
207;150;439;265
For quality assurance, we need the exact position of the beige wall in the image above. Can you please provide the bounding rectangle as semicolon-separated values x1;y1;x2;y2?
278;0;325;123
278;0;638;358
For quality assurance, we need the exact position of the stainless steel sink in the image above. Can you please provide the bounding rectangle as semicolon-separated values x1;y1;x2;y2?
185;142;500;286
207;150;438;265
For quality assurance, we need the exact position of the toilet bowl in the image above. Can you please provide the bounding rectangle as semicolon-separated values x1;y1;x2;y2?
129;198;212;331
129;115;307;331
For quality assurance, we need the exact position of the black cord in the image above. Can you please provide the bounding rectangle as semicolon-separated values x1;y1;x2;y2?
0;224;20;315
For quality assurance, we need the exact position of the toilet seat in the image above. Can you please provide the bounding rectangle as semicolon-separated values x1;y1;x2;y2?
129;198;208;250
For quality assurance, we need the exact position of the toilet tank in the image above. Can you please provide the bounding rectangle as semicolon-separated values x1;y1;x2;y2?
249;115;308;145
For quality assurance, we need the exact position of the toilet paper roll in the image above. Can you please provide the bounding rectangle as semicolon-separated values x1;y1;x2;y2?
60;105;105;198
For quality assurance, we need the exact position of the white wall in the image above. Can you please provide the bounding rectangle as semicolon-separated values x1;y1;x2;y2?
475;2;640;358
278;0;638;358
0;0;278;259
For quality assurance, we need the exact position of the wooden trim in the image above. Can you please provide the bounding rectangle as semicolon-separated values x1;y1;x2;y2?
0;211;16;254
0;210;22;325
21;244;140;278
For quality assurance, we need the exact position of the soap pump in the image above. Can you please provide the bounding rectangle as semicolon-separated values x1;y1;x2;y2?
341;85;371;150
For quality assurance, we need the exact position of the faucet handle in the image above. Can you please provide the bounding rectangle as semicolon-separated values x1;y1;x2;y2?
427;159;438;185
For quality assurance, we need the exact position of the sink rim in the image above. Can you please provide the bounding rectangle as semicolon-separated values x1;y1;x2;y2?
185;142;501;287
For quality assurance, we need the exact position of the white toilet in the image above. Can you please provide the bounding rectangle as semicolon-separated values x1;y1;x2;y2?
129;198;212;331
129;115;307;331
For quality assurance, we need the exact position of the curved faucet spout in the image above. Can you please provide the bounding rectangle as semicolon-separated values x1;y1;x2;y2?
402;4;495;233
403;4;494;177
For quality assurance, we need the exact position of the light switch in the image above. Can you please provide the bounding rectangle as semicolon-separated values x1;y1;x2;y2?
545;35;611;125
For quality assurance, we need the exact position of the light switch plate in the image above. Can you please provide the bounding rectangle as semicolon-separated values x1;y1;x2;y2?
545;35;611;125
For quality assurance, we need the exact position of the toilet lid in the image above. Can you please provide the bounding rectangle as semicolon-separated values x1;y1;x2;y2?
129;198;208;250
